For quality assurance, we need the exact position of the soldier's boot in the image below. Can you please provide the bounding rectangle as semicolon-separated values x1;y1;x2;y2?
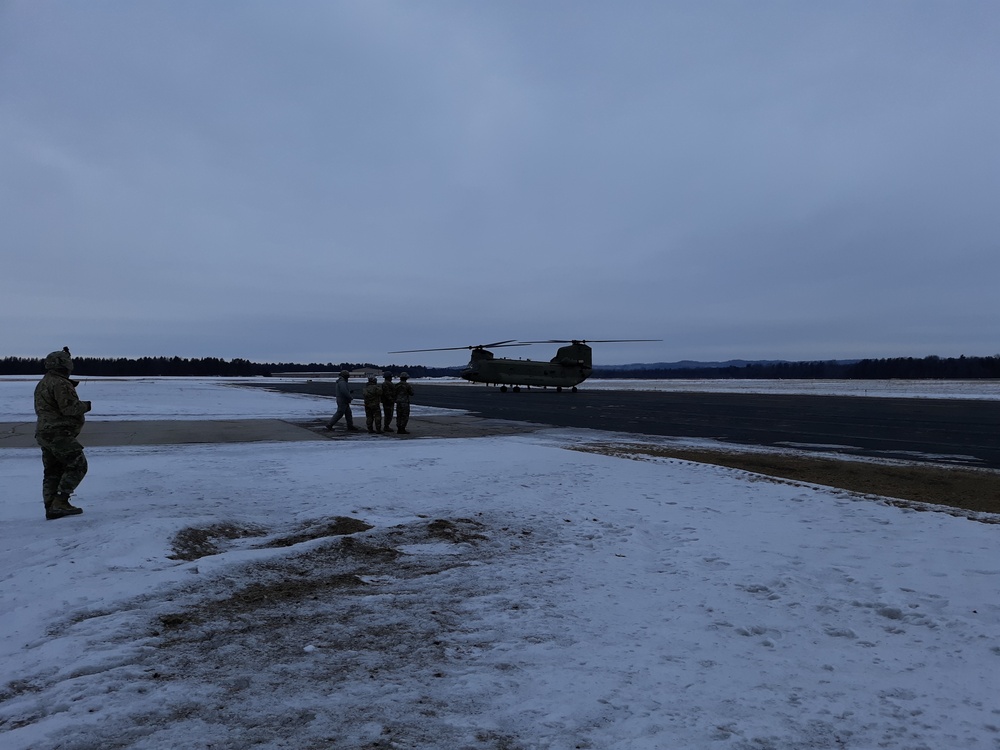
47;493;83;520
55;493;83;512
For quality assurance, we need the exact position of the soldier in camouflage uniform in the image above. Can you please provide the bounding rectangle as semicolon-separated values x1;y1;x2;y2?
394;371;414;434
362;375;383;433
34;348;91;520
380;372;397;432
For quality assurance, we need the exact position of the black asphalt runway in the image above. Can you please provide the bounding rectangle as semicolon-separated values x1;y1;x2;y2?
250;382;1000;469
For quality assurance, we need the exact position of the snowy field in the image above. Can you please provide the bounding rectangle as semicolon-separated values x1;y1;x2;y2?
579;377;1000;399
420;376;1000;400
2;378;999;749
0;377;352;422
2;375;1000;423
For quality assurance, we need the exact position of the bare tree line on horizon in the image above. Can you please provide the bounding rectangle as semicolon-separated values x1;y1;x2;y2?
2;354;999;380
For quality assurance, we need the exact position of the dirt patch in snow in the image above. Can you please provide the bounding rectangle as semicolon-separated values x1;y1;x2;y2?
264;516;374;548
427;518;488;543
573;443;1000;520
168;522;268;561
54;514;548;749
168;517;376;562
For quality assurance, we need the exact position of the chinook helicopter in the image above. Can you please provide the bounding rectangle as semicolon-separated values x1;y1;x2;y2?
389;339;661;392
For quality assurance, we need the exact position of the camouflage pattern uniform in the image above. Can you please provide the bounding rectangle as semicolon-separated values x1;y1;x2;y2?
363;377;383;433
325;371;358;431
394;372;414;434
34;349;91;519
380;374;397;431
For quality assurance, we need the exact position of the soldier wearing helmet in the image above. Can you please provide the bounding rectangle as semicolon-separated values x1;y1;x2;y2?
362;374;383;433
34;347;91;519
324;369;359;432
394;371;414;434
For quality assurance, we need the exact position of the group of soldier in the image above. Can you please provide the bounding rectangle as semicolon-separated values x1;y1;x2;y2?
324;370;414;435
33;348;420;521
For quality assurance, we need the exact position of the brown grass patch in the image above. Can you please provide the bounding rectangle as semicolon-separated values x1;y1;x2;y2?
264;516;374;548
572;444;1000;518
168;523;268;561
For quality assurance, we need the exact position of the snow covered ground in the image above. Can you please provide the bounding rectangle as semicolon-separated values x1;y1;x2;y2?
2;378;999;749
579;377;1000;399
0;377;349;422
421;376;1000;400
3;375;1000;424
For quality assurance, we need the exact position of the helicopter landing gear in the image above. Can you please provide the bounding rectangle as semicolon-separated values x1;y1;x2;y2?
500;385;508;393
571;386;578;393
512;386;521;393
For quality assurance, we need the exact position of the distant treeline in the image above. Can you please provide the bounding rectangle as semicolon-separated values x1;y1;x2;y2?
2;354;999;380
0;356;458;378
598;355;1000;380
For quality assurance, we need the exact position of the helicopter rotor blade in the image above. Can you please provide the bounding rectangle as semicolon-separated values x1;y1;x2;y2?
518;339;663;345
581;339;663;343
477;340;523;349
388;340;527;354
389;346;476;353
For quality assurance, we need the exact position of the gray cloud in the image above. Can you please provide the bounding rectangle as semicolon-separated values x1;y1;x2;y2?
2;1;998;367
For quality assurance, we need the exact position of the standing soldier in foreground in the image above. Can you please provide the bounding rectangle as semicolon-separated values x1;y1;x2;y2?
34;348;91;520
324;370;359;432
380;372;397;432
362;374;383;433
394;371;414;434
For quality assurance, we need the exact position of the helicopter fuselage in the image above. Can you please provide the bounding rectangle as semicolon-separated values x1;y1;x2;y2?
390;339;658;392
460;343;593;389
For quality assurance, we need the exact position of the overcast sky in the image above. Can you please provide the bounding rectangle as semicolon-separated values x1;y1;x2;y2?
2;1;998;367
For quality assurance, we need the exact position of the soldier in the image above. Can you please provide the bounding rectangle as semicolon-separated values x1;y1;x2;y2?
394;371;414;434
362;374;383;433
380;372;397;432
324;370;359;432
34;347;91;520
